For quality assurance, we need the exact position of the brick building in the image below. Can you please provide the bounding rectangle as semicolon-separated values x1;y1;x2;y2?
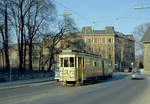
78;26;135;71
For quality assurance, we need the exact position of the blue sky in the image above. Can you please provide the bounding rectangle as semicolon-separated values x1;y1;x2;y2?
55;0;150;34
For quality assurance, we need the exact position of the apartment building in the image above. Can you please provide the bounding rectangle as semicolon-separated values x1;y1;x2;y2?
79;26;135;71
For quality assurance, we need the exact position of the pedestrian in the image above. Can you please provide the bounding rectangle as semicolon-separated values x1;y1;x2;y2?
139;62;143;69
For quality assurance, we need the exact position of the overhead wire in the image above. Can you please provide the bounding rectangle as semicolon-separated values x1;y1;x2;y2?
53;0;93;24
53;0;150;30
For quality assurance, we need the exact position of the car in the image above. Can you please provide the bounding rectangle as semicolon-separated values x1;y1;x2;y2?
131;70;143;80
124;67;132;72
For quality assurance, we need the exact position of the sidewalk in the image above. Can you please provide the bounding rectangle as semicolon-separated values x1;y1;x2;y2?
0;77;54;90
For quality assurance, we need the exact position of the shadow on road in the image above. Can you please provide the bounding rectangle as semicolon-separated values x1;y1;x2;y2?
84;73;129;86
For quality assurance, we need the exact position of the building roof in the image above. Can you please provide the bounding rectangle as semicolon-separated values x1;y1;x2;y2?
81;26;93;34
93;30;105;34
141;26;150;43
126;35;135;41
80;26;116;35
115;33;135;41
79;26;135;42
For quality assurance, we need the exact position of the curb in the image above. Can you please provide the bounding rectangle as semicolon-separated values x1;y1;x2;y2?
0;78;54;90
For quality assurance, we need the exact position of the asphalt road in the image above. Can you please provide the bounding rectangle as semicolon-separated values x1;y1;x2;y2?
0;73;150;104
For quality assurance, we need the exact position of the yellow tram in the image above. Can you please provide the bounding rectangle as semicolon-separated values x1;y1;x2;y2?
58;49;113;85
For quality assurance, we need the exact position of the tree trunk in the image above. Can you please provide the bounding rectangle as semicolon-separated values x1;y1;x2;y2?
48;53;53;72
39;45;43;71
18;44;23;74
48;46;54;72
29;38;33;71
4;3;10;72
18;1;24;74
23;41;27;70
1;50;5;70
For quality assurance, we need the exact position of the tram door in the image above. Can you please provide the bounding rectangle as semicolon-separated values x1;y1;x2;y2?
78;57;84;81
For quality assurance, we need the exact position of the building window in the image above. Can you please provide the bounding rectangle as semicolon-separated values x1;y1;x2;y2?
87;38;92;43
93;61;97;67
88;47;91;51
109;54;112;59
108;38;112;43
99;54;102;57
108;46;113;51
102;38;105;44
98;38;102;44
98;46;103;51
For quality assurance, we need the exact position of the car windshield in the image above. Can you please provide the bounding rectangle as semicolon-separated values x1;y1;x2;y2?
132;70;141;74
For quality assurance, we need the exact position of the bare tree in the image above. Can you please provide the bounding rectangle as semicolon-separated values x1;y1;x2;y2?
9;0;26;74
41;15;78;71
9;0;56;73
24;0;55;71
66;36;86;51
133;23;150;54
0;0;10;72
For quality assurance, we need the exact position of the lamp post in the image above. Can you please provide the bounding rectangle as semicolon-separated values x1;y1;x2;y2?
59;12;72;16
59;12;72;36
59;12;72;26
134;6;150;10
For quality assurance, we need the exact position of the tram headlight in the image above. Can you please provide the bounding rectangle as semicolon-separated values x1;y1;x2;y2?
65;69;68;73
70;71;74;78
60;72;63;78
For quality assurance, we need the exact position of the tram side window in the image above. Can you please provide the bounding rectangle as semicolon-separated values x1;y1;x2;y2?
64;58;69;67
61;58;63;67
83;58;84;68
99;61;102;68
70;57;74;67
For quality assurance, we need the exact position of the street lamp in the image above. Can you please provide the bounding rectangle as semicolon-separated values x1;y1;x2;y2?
134;6;150;10
59;12;72;32
59;12;72;16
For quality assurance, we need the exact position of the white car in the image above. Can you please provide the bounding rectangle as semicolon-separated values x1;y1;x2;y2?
131;70;143;80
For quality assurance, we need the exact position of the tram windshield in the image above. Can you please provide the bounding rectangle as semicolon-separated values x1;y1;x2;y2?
60;57;76;67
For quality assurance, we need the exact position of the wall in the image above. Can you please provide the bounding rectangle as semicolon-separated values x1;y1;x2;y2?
144;43;150;71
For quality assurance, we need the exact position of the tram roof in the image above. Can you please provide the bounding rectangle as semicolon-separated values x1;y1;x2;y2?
61;49;102;58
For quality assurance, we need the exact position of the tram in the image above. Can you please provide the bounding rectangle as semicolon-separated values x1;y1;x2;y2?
58;49;113;85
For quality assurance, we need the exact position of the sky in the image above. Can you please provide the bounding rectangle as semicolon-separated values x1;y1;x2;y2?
54;0;150;34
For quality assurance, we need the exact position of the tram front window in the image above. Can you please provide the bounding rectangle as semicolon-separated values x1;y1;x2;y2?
64;58;69;67
61;58;63;67
70;57;74;67
61;57;75;67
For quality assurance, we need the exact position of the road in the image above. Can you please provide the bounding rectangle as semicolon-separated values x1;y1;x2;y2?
0;73;150;104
